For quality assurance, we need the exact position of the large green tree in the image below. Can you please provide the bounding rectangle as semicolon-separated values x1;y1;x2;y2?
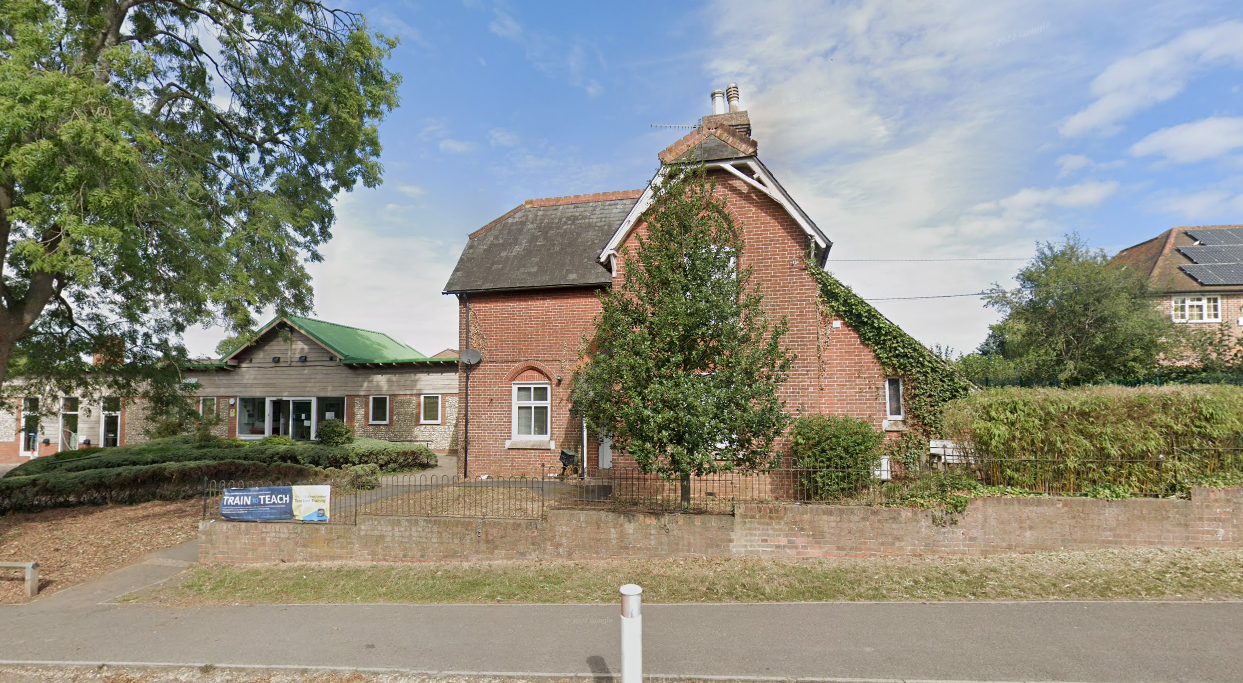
573;166;794;509
969;234;1173;385
0;0;399;398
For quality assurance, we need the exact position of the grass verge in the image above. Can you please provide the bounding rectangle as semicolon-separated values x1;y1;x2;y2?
138;548;1243;605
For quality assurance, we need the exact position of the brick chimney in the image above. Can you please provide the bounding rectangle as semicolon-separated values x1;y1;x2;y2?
701;83;751;137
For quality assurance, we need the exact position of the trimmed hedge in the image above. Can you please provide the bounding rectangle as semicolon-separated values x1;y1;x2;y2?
0;436;437;513
0;460;320;514
789;414;884;499
941;384;1243;495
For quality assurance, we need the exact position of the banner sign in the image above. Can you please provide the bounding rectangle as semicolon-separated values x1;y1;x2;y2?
221;485;331;522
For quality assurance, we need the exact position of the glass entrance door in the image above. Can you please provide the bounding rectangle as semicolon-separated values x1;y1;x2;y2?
268;398;314;441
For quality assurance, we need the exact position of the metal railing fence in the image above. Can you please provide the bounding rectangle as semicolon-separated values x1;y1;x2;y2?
203;447;1243;522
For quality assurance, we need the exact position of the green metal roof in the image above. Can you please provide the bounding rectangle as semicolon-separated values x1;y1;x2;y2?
283;315;430;364
221;315;453;365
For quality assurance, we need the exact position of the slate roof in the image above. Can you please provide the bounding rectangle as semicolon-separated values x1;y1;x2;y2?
1114;224;1243;292
444;194;641;294
220;315;451;365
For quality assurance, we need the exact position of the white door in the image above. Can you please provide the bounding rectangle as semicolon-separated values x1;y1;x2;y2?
598;434;613;469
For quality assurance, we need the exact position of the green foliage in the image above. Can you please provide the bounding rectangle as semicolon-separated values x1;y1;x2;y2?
574;165;794;480
809;268;972;437
884;431;928;470
348;463;381;490
339;439;436;472
0;0;400;394
971;234;1174;386
790;414;884;499
315;418;354;447
942;384;1243;495
0;459;319;514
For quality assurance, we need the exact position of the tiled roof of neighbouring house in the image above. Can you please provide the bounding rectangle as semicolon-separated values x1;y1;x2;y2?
444;192;642;294
1114;224;1243;292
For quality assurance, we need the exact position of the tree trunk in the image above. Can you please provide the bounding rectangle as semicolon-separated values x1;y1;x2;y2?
680;472;690;513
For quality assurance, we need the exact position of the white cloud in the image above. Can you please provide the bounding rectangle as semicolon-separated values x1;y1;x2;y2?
482;5;605;97
439;139;475;154
1056;154;1092;177
394;184;426;197
705;0;1115;352
1131;117;1243;163
488;128;518;147
1061;21;1243;137
1151;188;1243;220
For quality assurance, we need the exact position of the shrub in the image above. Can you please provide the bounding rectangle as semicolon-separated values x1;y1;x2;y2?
942;384;1243;495
337;439;437;472
348;463;381;490
0;459;320;514
315;419;353;447
790;414;884;499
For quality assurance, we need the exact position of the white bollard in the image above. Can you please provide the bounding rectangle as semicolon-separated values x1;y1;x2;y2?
620;584;643;683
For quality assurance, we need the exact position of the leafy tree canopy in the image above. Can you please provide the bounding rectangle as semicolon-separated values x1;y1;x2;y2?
963;234;1174;386
0;0;400;403
573;165;795;489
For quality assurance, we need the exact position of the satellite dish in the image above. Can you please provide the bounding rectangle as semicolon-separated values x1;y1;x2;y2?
460;348;482;366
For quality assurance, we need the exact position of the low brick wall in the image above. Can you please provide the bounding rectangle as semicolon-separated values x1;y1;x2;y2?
200;487;1243;563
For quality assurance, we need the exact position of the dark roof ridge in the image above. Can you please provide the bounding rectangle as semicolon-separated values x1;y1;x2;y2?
523;190;644;208
470;204;525;239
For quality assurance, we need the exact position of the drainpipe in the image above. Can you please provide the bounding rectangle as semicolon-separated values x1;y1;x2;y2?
462;294;471;479
581;415;588;479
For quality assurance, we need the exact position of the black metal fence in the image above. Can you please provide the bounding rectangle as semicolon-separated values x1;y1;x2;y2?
204;445;1243;522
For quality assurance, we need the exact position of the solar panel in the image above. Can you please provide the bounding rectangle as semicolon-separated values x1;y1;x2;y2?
1181;263;1243;286
1178;244;1243;264
1185;228;1243;246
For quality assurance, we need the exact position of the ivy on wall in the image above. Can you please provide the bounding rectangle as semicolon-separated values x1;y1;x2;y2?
810;264;973;438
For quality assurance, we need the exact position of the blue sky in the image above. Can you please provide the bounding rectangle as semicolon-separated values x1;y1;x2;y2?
182;0;1243;358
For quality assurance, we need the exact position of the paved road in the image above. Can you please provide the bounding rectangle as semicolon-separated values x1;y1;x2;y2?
1;546;1241;683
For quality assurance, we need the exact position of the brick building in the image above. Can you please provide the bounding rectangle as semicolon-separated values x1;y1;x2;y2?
444;86;933;477
0;314;458;465
1114;224;1243;341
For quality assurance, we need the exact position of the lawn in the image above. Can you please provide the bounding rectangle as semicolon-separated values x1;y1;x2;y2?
137;547;1243;605
0;499;202;603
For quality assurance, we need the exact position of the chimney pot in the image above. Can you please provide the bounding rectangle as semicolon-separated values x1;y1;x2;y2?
726;83;741;112
711;89;726;115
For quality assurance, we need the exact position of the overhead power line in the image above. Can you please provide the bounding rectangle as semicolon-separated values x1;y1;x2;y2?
831;257;1029;262
865;292;988;302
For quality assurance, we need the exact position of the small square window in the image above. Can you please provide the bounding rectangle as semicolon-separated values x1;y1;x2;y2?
369;396;390;424
421;395;441;424
886;378;904;420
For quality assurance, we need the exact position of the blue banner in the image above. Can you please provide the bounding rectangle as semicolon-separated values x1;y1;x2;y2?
220;485;331;522
221;487;293;521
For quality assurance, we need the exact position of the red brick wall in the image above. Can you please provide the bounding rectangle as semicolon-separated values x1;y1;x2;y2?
457;288;604;476
457;170;896;476
200;487;1243;563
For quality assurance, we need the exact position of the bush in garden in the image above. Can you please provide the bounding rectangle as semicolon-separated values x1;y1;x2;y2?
790;414;884;500
941;384;1243;495
315;419;353;447
348;463;381;490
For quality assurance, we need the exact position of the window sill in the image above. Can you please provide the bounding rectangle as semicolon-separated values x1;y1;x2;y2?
882;419;907;432
1172;320;1222;324
368;421;390;426
420;420;442;425
506;439;554;450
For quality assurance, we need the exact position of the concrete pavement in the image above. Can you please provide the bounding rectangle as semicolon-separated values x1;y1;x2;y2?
2;543;1242;683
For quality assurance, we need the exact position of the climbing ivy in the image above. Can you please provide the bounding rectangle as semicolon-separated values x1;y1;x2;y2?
810;264;973;437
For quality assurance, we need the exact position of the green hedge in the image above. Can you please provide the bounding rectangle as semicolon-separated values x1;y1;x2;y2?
941;384;1243;495
789;414;884;499
3;437;436;479
0;460;320;514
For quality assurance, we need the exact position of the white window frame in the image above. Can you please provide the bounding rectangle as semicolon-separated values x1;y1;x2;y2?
420;394;442;425
369;395;390;425
886;377;904;420
100;397;121;448
512;382;551;439
199;396;217;416
1171;295;1221;323
59;397;80;453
